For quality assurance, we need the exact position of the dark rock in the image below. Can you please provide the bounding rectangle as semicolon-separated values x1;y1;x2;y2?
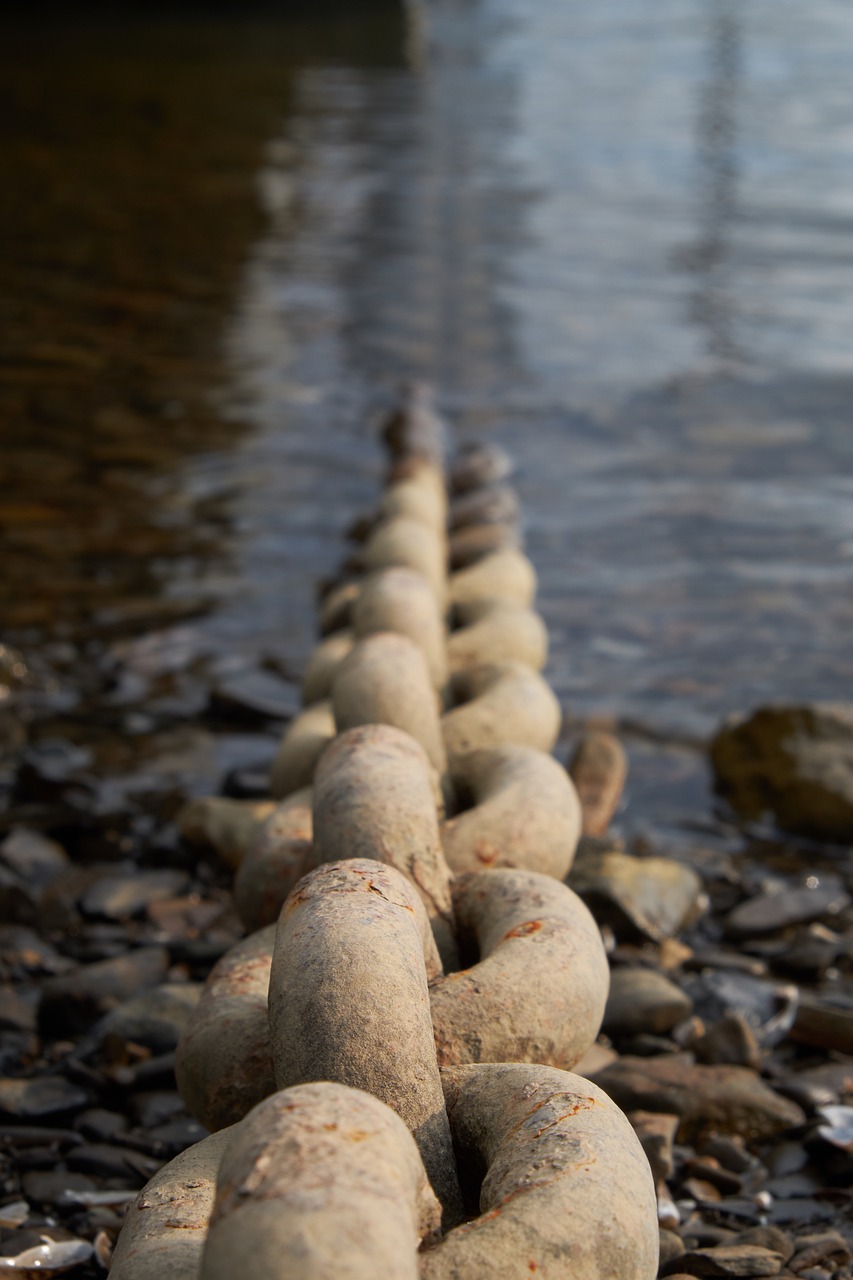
768;1198;837;1227
629;1109;679;1182
0;1076;88;1121
74;1109;129;1143
79;870;188;921
772;925;840;979
789;1232;851;1272
146;1114;207;1157
129;1090;185;1128
209;669;299;723
0;829;69;885
791;997;853;1054
661;1243;784;1276
725;888;849;939
660;1229;687;1267
0;986;37;1032
95;982;201;1054
700;1136;759;1175
689;1013;761;1071
681;971;798;1049
66;1142;161;1185
13;738;94;806
21;1170;96;1207
733;1227;793;1263
0;926;71;975
682;1157;743;1196
604;968;693;1038
590;1056;805;1144
710;704;853;842
38;947;170;1038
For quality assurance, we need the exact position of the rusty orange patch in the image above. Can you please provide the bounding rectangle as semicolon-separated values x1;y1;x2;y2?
504;919;542;939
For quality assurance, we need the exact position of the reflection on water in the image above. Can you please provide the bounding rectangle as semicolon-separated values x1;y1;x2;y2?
4;0;853;827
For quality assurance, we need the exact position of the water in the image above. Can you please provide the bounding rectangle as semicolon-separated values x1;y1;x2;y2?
4;0;853;833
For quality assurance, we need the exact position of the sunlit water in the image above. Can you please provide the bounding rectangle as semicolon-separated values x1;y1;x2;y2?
5;0;853;829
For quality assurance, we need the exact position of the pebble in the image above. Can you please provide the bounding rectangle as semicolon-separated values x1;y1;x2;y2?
791;997;853;1054
568;842;704;942
0;828;69;885
725;887;850;939
38;946;170;1037
630;1110;679;1182
94;981;202;1054
604;968;693;1037
66;1142;162;1185
662;1243;785;1275
688;1013;762;1071
0;1076;88;1121
21;1170;96;1207
591;1056;805;1144
79;870;189;921
209;669;300;723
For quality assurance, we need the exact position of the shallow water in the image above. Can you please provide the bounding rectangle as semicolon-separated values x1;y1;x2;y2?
4;0;853;833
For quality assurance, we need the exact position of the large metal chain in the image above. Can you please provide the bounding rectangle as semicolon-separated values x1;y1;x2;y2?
111;388;659;1279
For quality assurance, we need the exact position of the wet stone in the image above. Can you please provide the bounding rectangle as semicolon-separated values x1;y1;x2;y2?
79;870;189;921
94;981;201;1054
0;1076;89;1121
21;1170;96;1207
38;946;170;1038
0;985;37;1032
789;1232;851;1272
591;1056;806;1144
74;1109;128;1143
568;842;704;942
725;888;850;939
604;967;693;1038
147;1114;207;1156
0;828;69;886
129;1090;186;1128
701;1136;760;1176
630;1109;679;1182
682;971;797;1049
66;1142;162;1185
662;1243;785;1276
792;998;853;1055
209;669;300;723
689;1013;762;1071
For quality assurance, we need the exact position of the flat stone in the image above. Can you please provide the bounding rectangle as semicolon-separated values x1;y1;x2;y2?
710;703;853;842
682;971;796;1048
591;1056;805;1144
725;888;849;939
79;871;189;921
789;1232;851;1272
74;1109;129;1143
0;986;37;1032
0;828;69;885
689;1013;761;1071
604;968;693;1037
96;982;201;1053
130;1090;186;1128
209;670;299;723
662;1243;784;1276
733;1227;793;1264
39;947;170;1038
66;1142;161;1185
791;997;853;1054
0;1076;88;1121
22;1171;96;1206
568;843;704;942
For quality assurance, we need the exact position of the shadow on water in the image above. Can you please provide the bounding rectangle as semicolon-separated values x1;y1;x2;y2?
0;2;403;645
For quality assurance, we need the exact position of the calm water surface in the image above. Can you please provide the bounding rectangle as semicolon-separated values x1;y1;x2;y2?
4;0;853;831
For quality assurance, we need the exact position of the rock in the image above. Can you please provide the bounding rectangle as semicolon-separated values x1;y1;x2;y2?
710;704;853;842
725;887;849;939
567;732;628;836
0;986;37;1033
603;968;693;1038
74;1109;129;1143
0;1076;89;1120
688;1013;761;1071
661;1243;785;1276
789;1232;851;1272
66;1142;162;1185
96;984;202;1054
80;870;189;921
681;971;797;1049
733;1227;793;1263
450;443;514;493
39;947;170;1038
791;997;853;1054
590;1056;805;1144
629;1110;679;1182
0;828;69;885
209;670;299;723
21;1170;96;1206
130;1090;186;1128
660;1229;686;1268
700;1136;758;1175
568;842;704;942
